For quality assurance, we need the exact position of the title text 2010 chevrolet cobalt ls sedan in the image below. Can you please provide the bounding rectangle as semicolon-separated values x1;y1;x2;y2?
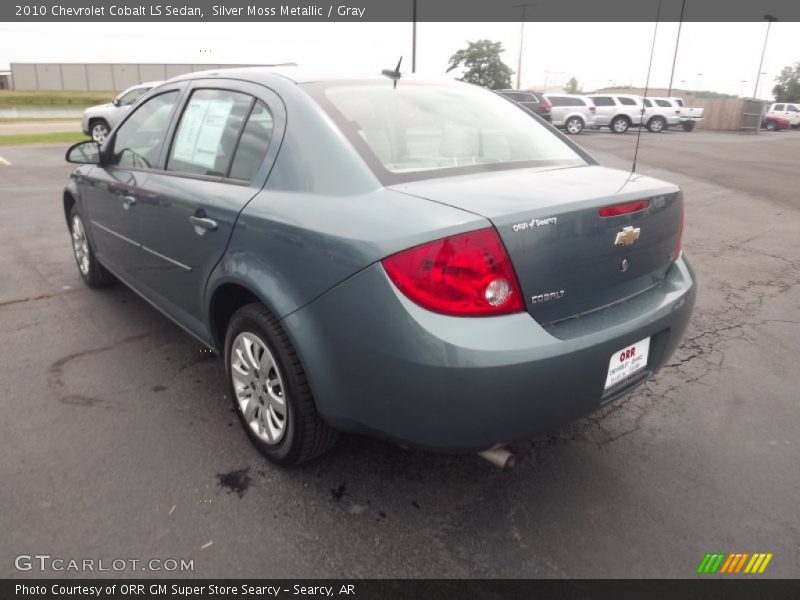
63;67;696;466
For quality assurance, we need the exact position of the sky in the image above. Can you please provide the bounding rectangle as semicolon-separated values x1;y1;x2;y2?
0;21;798;98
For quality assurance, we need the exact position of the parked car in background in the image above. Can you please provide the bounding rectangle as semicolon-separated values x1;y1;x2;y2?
545;94;596;134
766;102;800;127
496;89;552;121
62;68;694;466
667;97;704;131
587;94;644;133
81;81;163;143
762;112;791;131
643;97;681;132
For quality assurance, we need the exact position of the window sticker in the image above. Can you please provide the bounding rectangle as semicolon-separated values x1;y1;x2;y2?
172;97;234;170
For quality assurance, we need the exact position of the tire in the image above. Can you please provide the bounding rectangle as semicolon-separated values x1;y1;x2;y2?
682;120;695;132
647;116;666;133
610;116;629;134
564;116;584;135
765;120;778;132
68;206;115;288
225;303;337;466
90;119;110;144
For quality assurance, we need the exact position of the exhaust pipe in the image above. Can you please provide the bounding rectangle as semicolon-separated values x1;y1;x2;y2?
477;445;516;469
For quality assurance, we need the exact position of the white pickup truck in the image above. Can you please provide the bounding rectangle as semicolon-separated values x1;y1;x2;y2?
767;102;800;127
666;97;704;131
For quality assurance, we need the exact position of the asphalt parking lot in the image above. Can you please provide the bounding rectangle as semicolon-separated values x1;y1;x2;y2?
1;128;798;579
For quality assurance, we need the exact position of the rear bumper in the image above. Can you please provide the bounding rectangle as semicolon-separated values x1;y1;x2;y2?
283;255;696;452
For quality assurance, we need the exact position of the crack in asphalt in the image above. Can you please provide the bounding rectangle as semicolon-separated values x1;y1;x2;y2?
0;289;77;308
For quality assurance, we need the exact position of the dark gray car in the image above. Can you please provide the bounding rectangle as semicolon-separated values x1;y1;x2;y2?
63;67;696;466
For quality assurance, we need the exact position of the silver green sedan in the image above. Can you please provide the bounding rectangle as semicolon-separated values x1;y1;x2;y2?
63;67;696;466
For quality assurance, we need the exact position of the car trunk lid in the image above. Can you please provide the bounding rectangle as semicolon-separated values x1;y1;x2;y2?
389;165;683;324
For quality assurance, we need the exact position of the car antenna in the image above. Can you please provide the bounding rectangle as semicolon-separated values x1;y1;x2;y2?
382;57;403;89
630;0;662;178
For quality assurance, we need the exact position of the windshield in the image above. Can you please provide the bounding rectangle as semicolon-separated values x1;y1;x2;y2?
307;81;586;182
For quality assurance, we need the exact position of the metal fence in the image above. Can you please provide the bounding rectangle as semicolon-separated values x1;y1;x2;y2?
8;63;261;91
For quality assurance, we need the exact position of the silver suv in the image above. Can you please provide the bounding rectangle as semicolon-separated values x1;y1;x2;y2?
545;94;596;134
588;94;644;134
82;81;162;144
642;98;681;132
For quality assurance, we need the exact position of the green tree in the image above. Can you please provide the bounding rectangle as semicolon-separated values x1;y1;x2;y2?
772;63;800;102
565;77;582;94
446;40;513;90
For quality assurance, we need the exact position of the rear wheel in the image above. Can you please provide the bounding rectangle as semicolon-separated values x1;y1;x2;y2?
610;116;629;134
90;119;110;144
565;116;584;135
68;206;115;288
647;116;666;133
682;120;695;132
765;120;778;131
225;303;337;466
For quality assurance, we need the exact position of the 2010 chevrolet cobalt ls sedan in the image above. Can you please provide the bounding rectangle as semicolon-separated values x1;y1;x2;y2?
63;67;696;466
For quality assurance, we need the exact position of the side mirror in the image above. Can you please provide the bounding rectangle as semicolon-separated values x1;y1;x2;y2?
112;98;121;107
66;140;101;165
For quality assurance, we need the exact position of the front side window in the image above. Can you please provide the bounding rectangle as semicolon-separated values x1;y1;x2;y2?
774;104;785;111
655;99;671;107
109;91;178;169
311;81;585;181
618;97;637;106
548;96;566;107
167;89;254;177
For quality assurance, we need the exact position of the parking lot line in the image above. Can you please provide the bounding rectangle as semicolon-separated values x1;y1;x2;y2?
0;155;11;166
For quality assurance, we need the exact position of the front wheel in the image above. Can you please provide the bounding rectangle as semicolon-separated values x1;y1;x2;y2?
610;116;629;134
90;120;110;144
647;116;666;133
225;303;337;466
564;116;584;135
68;206;115;288
765;120;778;131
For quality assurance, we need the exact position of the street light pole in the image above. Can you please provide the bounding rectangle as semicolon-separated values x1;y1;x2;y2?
411;0;417;73
667;0;686;96
514;3;535;89
753;14;777;99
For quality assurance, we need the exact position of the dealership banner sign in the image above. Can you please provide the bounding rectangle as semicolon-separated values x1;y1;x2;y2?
4;0;800;22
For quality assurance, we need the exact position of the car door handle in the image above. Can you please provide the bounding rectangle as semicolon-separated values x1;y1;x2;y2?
189;216;218;233
122;195;137;210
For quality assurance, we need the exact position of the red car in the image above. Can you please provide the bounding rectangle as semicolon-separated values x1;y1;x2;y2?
762;112;791;131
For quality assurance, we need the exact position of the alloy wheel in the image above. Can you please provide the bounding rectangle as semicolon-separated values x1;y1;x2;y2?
91;122;108;144
71;214;90;276
230;332;288;444
566;118;583;134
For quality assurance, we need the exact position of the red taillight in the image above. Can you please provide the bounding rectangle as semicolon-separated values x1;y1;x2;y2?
589;106;596;113
598;199;650;217
382;228;524;317
541;102;552;111
675;195;684;259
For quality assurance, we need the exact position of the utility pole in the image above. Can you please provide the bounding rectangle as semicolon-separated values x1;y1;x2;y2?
411;0;417;73
514;3;535;89
753;14;777;99
667;0;686;96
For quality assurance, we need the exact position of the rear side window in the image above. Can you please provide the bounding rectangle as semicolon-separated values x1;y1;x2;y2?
109;91;178;169
591;96;614;106
167;89;253;177
618;97;637;106
655;99;672;107
674;98;684;107
787;104;799;112
229;100;274;181
643;99;652;107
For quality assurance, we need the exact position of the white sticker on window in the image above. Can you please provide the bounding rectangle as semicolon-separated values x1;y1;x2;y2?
172;97;234;170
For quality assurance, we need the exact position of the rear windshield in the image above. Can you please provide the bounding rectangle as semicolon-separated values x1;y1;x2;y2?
305;81;586;183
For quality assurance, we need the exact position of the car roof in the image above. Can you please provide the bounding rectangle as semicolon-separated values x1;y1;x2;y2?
162;65;456;87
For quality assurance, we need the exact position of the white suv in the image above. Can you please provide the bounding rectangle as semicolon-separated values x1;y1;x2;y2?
767;102;800;127
587;94;644;133
544;94;596;134
643;98;681;132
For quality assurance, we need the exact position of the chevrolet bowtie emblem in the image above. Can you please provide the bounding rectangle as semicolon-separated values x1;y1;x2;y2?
614;226;641;247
